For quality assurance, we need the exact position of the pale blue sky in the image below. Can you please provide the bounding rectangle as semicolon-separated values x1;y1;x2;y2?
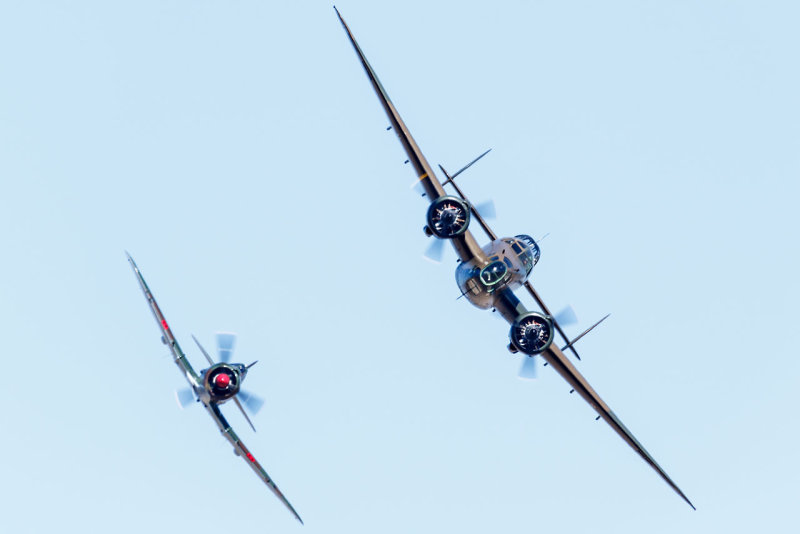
2;1;799;532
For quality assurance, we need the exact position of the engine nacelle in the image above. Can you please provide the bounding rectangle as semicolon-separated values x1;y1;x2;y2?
509;312;554;355
426;195;471;238
202;363;242;402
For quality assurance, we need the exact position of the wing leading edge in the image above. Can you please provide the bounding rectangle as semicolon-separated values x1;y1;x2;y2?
205;403;304;524
540;344;696;510
127;252;199;387
335;6;445;202
336;7;485;265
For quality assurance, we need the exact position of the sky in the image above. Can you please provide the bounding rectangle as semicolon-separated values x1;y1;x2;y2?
1;1;799;532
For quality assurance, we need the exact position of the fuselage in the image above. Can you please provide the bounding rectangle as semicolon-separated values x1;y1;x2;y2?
455;234;540;312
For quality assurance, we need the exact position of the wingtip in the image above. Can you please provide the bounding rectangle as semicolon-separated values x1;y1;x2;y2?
333;5;355;38
125;251;139;270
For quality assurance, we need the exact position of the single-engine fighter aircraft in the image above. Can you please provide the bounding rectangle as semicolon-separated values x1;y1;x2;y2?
335;8;695;510
127;253;303;524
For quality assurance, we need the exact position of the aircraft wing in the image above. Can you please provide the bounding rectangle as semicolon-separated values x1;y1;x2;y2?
205;403;304;524
127;253;199;387
335;7;447;203
336;8;489;265
540;343;695;510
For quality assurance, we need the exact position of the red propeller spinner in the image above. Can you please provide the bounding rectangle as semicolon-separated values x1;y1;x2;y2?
213;373;231;389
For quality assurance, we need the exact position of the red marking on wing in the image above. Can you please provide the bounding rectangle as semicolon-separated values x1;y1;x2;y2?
161;319;169;331
246;452;256;463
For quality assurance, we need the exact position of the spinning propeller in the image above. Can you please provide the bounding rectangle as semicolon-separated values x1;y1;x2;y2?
216;332;236;362
174;388;194;408
518;306;578;380
423;199;496;263
175;333;265;433
418;149;496;263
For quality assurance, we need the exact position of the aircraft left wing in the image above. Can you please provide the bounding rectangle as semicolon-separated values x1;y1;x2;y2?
335;7;446;203
127;253;199;387
336;8;486;265
540;343;696;510
205;403;304;524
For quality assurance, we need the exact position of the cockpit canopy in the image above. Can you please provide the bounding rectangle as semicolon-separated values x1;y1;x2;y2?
507;234;540;275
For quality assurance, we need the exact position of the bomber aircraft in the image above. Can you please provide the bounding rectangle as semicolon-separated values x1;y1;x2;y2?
335;8;695;510
127;253;303;524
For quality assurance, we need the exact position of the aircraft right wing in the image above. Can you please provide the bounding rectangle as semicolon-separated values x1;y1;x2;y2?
205;403;304;524
540;343;696;510
127;252;200;387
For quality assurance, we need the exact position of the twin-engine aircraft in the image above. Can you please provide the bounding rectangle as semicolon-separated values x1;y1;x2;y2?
335;8;695;510
127;253;303;524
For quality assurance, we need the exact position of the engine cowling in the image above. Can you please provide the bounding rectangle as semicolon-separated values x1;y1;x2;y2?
426;195;471;238
203;363;241;402
509;312;554;355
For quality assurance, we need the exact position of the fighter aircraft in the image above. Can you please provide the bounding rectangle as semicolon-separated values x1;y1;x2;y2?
335;8;695;510
127;253;304;524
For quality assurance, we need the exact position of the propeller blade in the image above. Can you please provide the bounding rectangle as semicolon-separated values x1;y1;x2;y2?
216;332;237;363
410;180;427;198
192;334;216;366
423;238;446;263
443;148;492;184
554;306;578;327
518;356;538;380
474;199;496;220
562;313;611;352
238;389;265;415
233;396;257;432
174;387;195;409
